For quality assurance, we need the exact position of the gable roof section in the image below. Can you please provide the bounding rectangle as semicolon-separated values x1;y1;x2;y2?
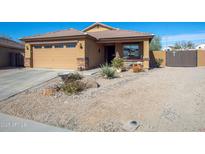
87;29;154;40
0;37;24;50
21;28;88;41
21;23;154;42
82;22;117;32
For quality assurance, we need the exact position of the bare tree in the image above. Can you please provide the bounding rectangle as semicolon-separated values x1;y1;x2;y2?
173;41;195;49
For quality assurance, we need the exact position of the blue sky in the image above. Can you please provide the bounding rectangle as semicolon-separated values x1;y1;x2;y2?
1;22;205;48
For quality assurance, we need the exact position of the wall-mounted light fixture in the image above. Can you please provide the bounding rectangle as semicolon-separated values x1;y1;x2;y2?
79;43;83;49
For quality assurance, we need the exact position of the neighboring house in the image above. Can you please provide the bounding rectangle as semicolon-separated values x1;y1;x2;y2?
162;46;174;51
195;44;205;49
21;22;154;70
0;37;24;68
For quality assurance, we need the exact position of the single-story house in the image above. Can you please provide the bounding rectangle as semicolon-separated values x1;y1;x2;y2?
196;43;205;50
21;22;154;70
0;37;24;68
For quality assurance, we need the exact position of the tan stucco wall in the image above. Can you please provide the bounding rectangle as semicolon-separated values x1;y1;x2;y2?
197;50;205;66
24;43;32;67
150;51;166;67
25;44;32;58
85;38;104;68
26;40;86;69
84;25;112;32
143;40;150;69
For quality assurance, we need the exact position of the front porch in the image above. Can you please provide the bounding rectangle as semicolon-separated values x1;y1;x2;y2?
100;40;150;69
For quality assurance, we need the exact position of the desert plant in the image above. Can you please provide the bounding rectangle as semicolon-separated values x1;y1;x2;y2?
111;57;124;69
61;80;86;95
100;63;116;79
60;72;82;83
155;58;163;68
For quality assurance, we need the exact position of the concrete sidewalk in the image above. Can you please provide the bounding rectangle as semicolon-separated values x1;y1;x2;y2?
0;113;70;132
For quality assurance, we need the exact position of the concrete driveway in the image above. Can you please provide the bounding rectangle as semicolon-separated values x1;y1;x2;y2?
0;68;67;101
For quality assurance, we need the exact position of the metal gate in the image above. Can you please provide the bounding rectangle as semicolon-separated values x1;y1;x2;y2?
166;50;197;67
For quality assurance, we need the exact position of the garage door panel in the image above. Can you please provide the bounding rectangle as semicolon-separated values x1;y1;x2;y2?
33;48;77;69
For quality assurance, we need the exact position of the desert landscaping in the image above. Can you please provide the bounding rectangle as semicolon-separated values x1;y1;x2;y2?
0;66;205;131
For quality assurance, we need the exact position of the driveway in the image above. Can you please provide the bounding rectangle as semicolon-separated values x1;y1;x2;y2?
0;68;66;101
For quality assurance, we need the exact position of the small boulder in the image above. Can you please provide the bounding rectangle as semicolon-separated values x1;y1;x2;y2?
81;77;100;89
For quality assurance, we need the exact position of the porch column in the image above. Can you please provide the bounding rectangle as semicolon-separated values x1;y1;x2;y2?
24;43;32;67
143;40;150;69
115;43;123;58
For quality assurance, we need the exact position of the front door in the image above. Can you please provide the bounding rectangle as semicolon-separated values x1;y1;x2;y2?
105;46;115;64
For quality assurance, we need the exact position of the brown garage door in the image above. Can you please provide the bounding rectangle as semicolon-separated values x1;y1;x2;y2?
166;50;197;67
33;48;77;69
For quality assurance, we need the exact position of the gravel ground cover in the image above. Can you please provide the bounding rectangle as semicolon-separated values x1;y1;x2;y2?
1;67;205;132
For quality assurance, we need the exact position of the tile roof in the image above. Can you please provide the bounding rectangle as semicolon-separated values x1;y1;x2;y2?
21;23;154;41
87;29;153;40
0;37;24;49
21;28;86;40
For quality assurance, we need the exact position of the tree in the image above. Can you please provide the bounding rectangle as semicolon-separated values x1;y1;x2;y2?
173;41;195;49
150;36;162;51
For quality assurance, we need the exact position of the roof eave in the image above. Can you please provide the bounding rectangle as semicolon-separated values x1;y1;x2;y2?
20;34;97;42
0;44;24;50
96;35;154;43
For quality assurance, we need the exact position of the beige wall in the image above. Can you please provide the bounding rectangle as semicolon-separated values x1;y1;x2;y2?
150;51;166;67
24;43;32;67
143;40;150;69
85;38;104;68
197;50;205;66
84;25;112;32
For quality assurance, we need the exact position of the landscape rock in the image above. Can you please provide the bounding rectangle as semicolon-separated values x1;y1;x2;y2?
81;77;100;89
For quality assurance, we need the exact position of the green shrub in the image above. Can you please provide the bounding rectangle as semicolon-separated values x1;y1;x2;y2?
100;63;116;79
61;80;86;95
111;57;124;69
155;58;163;68
60;72;82;83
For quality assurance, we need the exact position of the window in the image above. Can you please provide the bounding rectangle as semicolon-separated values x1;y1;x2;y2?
44;45;53;48
123;44;141;59
66;43;77;48
54;44;64;48
33;45;42;49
